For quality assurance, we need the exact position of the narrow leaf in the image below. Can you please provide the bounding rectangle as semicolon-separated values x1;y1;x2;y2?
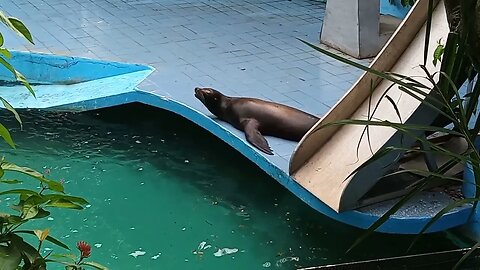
46;180;64;193
453;242;480;270
16;230;70;250
423;0;434;66
0;121;15;148
0;189;37;197
0;97;22;128
46;199;83;210
47;253;77;262
0;48;11;58
385;95;403;122
43;194;88;205
0;179;22;184
15;70;35;97
408;198;479;252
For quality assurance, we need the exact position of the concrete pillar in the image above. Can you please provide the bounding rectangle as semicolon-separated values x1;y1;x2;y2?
320;0;402;59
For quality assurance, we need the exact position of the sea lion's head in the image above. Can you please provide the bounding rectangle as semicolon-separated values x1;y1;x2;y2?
194;87;226;117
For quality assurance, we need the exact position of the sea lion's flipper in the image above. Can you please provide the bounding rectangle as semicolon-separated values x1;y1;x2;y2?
242;119;273;155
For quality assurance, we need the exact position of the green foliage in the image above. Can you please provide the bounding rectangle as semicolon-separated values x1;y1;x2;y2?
433;39;445;66
0;11;108;270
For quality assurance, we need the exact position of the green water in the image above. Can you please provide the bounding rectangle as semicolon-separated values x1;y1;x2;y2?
0;103;461;269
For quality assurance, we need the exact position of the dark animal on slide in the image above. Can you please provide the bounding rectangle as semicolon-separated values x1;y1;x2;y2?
194;87;319;155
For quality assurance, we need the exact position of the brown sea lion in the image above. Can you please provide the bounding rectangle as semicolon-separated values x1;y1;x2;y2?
194;87;319;155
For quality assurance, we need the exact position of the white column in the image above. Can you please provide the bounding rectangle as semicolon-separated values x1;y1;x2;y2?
320;0;399;59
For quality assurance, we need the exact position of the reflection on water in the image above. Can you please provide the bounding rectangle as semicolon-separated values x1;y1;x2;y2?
0;103;461;269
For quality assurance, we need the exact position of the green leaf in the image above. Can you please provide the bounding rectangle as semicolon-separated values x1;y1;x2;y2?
433;41;445;66
0;167;4;178
0;57;35;97
48;253;77;262
0;189;38;197
15;70;35;97
0;97;22;128
0;53;16;74
46;199;83;210
43;194;88;205
0;33;3;46
0;244;22;270
0;11;34;44
16;231;70;250
10;234;42;264
24;193;46;204
82;261;109;270
1;162;50;184
22;204;39;219
30;208;50;219
46;180;65;193
7;215;24;225
0;48;11;58
0;179;22;184
0;122;15;148
8;18;34;44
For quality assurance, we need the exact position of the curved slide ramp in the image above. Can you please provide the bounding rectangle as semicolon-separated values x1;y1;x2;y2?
290;0;472;230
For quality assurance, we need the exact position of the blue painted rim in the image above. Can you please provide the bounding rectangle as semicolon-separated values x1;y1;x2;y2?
9;49;469;235
58;90;473;234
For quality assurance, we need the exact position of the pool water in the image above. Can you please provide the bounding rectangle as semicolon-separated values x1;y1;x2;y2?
0;103;462;269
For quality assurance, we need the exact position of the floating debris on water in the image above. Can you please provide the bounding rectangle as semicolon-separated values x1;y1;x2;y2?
262;262;271;268
193;241;212;255
94;243;102;248
151;253;161;260
213;247;238;257
129;250;146;258
47;217;54;221
275;256;299;267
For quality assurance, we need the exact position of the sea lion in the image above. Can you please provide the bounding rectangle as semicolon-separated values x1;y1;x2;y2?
194;87;319;155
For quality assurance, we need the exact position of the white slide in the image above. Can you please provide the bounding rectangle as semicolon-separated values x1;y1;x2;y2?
289;0;450;213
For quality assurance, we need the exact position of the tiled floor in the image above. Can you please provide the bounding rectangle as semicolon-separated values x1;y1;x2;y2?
0;0;368;172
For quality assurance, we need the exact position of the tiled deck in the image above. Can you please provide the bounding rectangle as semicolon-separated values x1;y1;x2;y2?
0;0;366;172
